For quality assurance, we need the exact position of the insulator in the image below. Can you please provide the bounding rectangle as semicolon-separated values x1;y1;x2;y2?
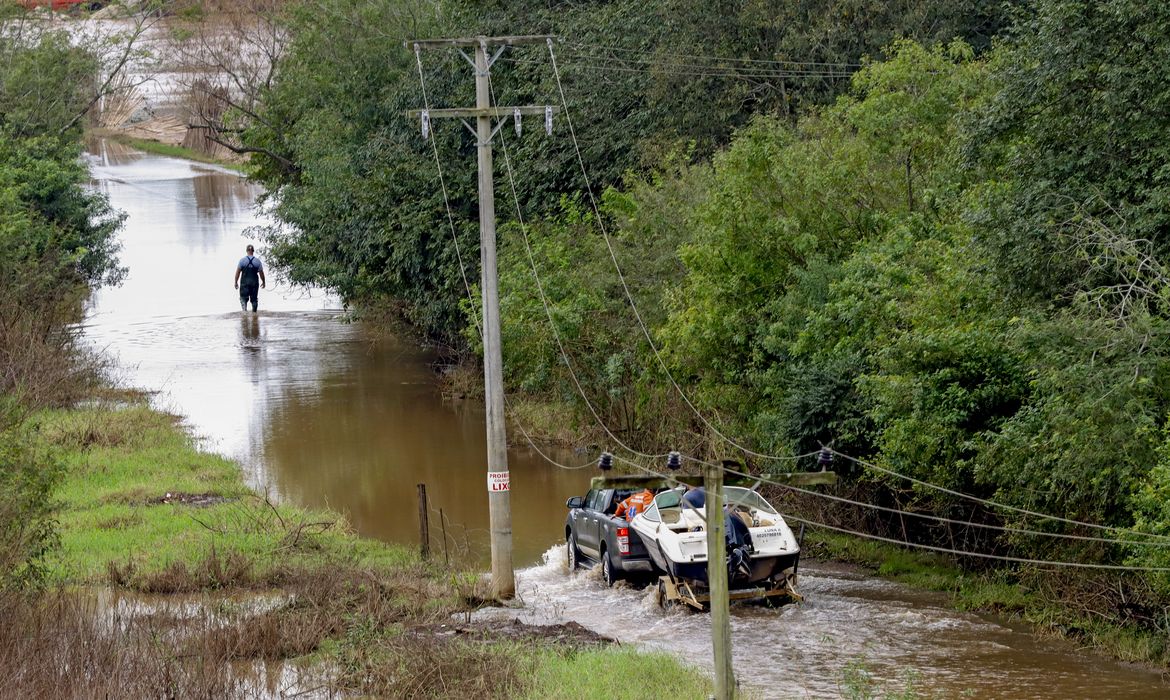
598;451;613;471
421;109;430;139
666;451;681;471
817;447;833;468
514;107;522;137
545;105;553;135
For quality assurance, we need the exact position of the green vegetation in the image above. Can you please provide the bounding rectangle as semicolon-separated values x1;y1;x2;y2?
235;0;1170;663
242;0;1019;344
12;399;711;697
521;647;715;699
38;405;408;582
0;6;124;591
0;6;711;696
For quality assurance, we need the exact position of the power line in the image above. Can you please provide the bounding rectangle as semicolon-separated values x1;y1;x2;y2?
430;43;1170;556
560;49;856;77
719;463;1170;549
832;449;1170;544
612;458;1170;571
564;41;865;69
786;516;1170;573
488;67;670;465
546;39;808;465
502;55;853;81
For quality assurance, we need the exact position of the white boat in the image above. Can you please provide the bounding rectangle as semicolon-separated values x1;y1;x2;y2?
630;486;802;597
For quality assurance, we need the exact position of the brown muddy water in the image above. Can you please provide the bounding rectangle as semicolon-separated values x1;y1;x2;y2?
84;141;1167;698
83;139;591;568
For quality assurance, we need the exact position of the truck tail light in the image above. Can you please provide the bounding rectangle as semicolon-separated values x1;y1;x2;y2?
617;527;629;555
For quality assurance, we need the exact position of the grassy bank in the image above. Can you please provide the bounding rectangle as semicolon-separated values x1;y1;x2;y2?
89;129;245;170
20;401;712;698
806;531;1170;668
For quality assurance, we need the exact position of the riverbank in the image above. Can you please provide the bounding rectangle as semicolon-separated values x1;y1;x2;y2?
804;530;1168;670
18;400;712;698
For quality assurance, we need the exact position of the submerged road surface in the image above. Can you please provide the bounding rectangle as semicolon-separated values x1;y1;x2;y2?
85;141;1166;698
83;139;591;567
477;546;1168;699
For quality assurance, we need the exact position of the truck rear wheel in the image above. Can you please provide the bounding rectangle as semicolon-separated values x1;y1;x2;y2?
567;533;580;571
600;546;618;587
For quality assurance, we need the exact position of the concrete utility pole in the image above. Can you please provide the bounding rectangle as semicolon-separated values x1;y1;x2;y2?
704;462;735;699
407;35;556;600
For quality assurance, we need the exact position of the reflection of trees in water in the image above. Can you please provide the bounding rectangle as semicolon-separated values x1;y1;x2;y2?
192;170;257;216
85;137;143;166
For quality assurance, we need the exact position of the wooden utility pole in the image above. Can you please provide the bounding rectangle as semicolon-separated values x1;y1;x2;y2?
704;462;735;699
407;35;556;600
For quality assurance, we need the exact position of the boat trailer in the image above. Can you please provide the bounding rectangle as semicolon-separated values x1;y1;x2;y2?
655;569;803;611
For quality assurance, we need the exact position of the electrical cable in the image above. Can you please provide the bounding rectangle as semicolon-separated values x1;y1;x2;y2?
831;449;1170;544
719;463;1170;549
413;46;599;473
613;456;1170;571
547;39;810;465
431;44;1168;550
502;55;852;81
546;41;1125;542
559;49;856;77
783;515;1170;572
563;41;865;69
488;68;671;464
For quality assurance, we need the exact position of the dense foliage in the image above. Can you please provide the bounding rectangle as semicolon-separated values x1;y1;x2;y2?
0;12;124;588
243;0;1170;610
245;0;1016;344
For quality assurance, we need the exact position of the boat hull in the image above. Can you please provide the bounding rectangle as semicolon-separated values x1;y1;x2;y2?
647;543;799;587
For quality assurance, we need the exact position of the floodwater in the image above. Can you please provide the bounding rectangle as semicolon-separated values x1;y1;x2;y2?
83;139;592;568
478;547;1169;699
84;141;1168;698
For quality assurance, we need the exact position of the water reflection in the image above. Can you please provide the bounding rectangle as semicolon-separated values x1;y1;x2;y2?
84;142;591;567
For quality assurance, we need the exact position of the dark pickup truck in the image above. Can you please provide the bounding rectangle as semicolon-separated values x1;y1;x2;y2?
564;488;656;586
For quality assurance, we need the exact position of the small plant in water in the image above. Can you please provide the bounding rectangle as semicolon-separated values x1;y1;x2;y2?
840;657;926;700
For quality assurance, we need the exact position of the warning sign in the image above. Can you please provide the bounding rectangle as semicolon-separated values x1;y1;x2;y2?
487;471;510;492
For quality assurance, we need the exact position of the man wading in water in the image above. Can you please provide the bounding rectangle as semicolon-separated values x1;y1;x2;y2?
233;244;266;312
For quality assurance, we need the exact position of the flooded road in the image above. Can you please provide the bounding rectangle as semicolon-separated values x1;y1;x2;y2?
84;141;1167;698
84;140;591;568
479;547;1168;699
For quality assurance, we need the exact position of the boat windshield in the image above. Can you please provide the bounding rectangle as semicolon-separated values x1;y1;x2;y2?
654;489;683;509
724;487;777;514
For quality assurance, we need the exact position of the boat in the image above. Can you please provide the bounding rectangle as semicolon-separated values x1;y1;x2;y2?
629;485;802;608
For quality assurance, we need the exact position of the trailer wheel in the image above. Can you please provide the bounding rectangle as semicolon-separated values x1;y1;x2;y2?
656;579;676;610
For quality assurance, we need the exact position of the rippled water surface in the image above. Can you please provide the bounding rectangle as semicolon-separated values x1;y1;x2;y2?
84;140;591;568
478;547;1168;699
84;141;1167;698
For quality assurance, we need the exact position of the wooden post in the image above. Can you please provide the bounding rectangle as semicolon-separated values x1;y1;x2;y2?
704;462;734;699
440;507;449;566
417;483;430;559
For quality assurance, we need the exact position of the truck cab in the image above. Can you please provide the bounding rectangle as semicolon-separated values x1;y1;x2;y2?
565;488;656;586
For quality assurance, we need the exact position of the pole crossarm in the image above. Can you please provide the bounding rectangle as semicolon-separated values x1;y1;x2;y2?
407;106;557;119
406;35;556;50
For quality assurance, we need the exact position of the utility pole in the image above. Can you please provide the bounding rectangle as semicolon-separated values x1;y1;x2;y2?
407;35;556;600
704;462;735;699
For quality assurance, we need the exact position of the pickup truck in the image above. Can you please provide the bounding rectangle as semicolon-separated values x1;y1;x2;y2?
564;488;657;586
